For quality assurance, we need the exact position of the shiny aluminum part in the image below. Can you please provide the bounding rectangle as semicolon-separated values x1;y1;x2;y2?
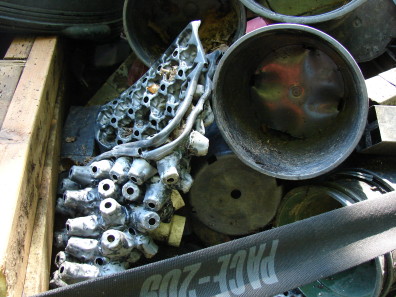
50;270;68;288
58;178;80;194
69;165;98;187
65;237;100;262
121;181;142;202
176;168;194;194
134;233;159;259
58;261;100;284
90;159;114;179
128;158;157;185
143;181;171;211
95;21;206;152
99;198;126;227
156;151;182;185
54;251;68;268
66;215;102;237
63;188;100;210
212;24;368;180
109;157;132;184
129;206;160;233
187;130;209;156
189;153;283;236
100;230;135;259
98;179;120;200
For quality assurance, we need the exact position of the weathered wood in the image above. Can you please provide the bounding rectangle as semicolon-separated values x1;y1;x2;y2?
22;81;65;296
0;36;61;297
0;62;25;128
4;37;35;60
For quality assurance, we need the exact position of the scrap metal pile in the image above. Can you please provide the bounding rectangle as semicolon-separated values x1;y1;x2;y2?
52;21;221;286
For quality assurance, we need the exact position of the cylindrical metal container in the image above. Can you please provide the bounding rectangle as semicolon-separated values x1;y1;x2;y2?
123;0;246;66
239;0;396;62
213;24;368;180
276;169;396;297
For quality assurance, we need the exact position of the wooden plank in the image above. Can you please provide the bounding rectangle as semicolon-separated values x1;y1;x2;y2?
0;36;62;297
4;37;35;60
0;61;25;128
23;80;64;296
365;67;396;106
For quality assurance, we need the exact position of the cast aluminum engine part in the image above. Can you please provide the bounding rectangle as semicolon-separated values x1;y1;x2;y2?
52;21;219;287
189;124;283;236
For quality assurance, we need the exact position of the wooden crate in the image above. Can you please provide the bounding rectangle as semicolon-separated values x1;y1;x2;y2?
0;36;64;297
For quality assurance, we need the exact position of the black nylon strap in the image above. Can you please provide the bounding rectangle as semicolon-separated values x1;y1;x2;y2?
36;191;396;297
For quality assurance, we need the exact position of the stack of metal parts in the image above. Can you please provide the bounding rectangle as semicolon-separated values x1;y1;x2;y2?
51;21;220;286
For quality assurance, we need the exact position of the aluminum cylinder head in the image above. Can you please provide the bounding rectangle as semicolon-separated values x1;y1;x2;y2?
69;165;98;186
55;251;68;268
143;181;171;211
109;157;132;184
90;159;114;179
187;130;209;156
63;188;100;209
134;233;158;259
59;178;80;194
65;237;100;262
130;206;160;233
121;181;142;202
100;230;135;259
58;261;100;284
128;158;157;185
99;198;126;227
98;179;120;200
156;152;181;185
66;215;102;237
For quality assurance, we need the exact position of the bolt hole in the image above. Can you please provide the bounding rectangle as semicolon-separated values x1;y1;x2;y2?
143;97;149;103
148;202;156;209
112;100;117;105
92;166;98;173
138;148;143;155
111;118;117;124
69;169;73;177
167;178;175;183
134;130;140;137
173;50;178;57
151;120;157;126
148;218;156;226
131;177;138;183
128;108;133;114
231;189;242;199
60;266;65;273
107;235;115;242
112;174;118;180
127;187;134;195
143;77;148;83
55;255;60;263
178;70;183;77
95;258;104;266
66;224;70;231
63;193;67;201
103;183;110;191
104;202;112;208
129;228;136;235
167;106;172;113
160;84;166;91
117;140;123;145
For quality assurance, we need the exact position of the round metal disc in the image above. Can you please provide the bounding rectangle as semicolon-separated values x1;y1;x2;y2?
189;154;283;235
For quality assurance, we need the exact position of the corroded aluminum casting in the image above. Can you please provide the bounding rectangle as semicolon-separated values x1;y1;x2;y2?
52;21;219;287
